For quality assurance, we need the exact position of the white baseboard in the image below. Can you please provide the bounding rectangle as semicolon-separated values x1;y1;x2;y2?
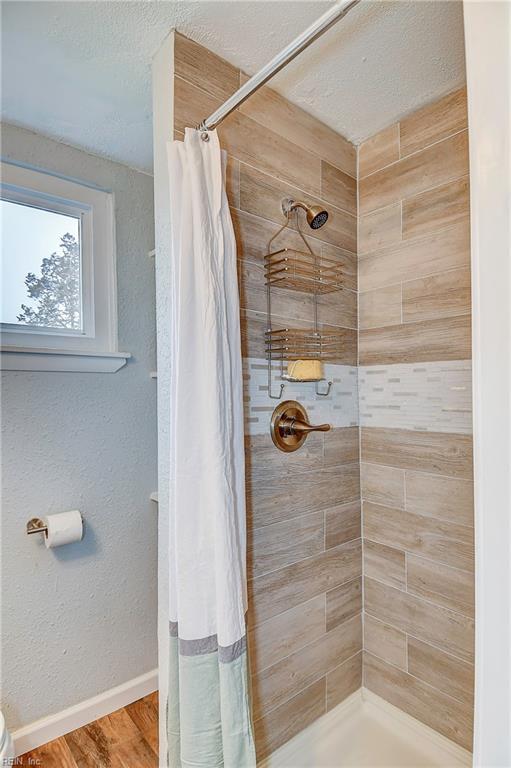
12;668;158;757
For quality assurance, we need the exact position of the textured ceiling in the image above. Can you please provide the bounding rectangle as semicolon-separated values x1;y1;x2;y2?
1;1;466;173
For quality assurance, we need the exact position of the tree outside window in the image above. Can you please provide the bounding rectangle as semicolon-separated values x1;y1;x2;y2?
17;232;81;329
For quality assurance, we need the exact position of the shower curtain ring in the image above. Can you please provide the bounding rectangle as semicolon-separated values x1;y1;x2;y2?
197;121;210;141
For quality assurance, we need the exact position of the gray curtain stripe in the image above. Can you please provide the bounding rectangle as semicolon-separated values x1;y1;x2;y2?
169;622;247;661
179;633;218;656
218;636;246;663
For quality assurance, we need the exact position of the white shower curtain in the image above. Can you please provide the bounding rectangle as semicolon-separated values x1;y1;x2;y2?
166;128;256;768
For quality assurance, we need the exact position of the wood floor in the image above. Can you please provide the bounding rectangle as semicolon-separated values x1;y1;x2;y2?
19;692;158;767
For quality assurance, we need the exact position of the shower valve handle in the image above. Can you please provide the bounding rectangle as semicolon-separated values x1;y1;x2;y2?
270;400;331;453
280;416;331;435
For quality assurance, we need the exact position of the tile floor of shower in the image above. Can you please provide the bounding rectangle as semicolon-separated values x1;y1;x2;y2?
19;688;471;767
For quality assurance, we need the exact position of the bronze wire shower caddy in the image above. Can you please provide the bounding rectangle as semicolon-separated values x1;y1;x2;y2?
265;200;345;399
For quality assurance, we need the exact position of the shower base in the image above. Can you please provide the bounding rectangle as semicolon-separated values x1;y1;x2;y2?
262;688;471;768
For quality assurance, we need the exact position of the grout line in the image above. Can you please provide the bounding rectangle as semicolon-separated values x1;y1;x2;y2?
399;126;468;162
237;159;358;222
364;618;474;672
249;567;363;633
357;310;472;332
364;649;473;708
247;592;323;633
253;647;364;724
248;537;362;583
359;127;468;182
363;531;474;573
251;668;328;711
358;171;470;244
400;172;470;207
249;589;331;634
325;574;362;598
251;615;361;684
240;304;358;332
325;648;363;679
405;549;475;577
357;458;474;488
252;648;364;722
364;613;474;670
360;197;402;221
248;517;328;579
358;214;469;260
237;157;241;208
356;141;366;668
401;171;470;204
363;572;475;620
248;506;361;534
357;264;471;296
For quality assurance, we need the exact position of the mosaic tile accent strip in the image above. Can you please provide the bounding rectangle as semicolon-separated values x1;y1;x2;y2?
243;358;359;435
359;360;472;434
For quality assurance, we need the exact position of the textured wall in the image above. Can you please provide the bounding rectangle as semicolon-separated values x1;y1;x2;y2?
1;124;157;730
172;33;361;760
357;89;475;751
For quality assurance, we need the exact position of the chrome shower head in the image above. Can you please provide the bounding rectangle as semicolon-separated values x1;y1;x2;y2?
282;198;329;229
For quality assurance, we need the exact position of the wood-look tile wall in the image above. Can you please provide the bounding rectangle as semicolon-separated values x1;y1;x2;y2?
358;88;471;363
173;33;361;761
358;89;475;752
173;33;474;755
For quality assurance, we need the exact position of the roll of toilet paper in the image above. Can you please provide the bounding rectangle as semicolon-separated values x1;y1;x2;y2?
43;510;83;548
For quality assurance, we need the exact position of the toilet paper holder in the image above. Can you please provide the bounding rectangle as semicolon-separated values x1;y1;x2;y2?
26;511;84;548
26;518;48;536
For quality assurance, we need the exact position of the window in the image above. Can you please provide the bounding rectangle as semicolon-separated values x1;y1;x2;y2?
2;200;83;331
1;162;129;372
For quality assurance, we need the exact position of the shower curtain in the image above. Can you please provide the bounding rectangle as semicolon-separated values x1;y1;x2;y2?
166;128;256;768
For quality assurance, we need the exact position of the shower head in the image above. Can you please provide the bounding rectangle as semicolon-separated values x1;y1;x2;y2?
282;198;329;229
307;205;329;229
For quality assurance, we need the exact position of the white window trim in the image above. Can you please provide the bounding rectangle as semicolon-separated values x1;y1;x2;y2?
1;161;130;372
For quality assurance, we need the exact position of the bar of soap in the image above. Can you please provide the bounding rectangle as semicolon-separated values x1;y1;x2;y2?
287;359;323;381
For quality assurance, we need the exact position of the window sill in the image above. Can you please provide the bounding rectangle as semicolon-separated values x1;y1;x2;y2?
1;346;131;373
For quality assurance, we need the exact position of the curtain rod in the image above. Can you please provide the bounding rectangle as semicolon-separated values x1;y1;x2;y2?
198;0;361;132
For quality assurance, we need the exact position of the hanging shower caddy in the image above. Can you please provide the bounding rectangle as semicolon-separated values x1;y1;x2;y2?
265;198;345;400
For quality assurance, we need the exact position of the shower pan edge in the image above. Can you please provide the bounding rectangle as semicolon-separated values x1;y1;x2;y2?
260;688;472;768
